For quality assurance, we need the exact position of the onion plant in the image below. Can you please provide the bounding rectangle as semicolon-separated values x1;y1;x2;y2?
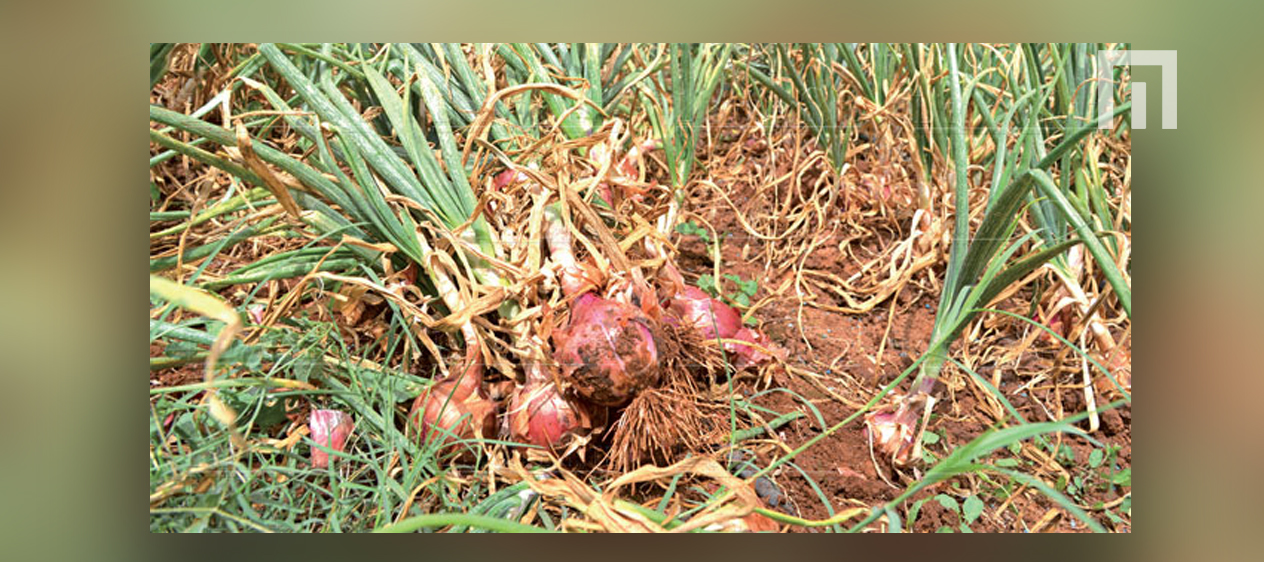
865;43;1132;464
736;42;1131;463
152;44;501;289
150;43;666;459
946;43;1133;431
150;43;1132;531
739;44;848;172
638;43;731;231
150;43;175;88
740;43;916;174
1017;43;1132;318
151;43;529;461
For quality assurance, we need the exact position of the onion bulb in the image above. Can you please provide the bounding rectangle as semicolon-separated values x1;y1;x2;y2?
669;286;742;341
308;409;354;468
863;403;920;464
542;204;660;406
508;363;589;449
409;325;498;452
554;292;660;406
410;379;497;452
667;284;782;369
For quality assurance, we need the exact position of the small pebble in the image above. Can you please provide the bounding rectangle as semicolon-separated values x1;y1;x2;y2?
753;477;783;508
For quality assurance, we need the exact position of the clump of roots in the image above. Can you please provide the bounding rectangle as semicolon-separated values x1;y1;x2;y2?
606;323;734;471
609;385;705;471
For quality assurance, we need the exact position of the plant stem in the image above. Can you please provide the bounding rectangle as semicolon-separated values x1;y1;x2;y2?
374;513;551;533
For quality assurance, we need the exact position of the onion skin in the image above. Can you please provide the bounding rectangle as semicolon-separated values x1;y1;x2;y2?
409;379;498;453
864;404;919;464
543;212;602;297
727;327;780;369
589;141;653;207
554;293;660;406
492;169;529;191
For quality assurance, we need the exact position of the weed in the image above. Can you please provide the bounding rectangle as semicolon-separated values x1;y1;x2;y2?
675;220;712;245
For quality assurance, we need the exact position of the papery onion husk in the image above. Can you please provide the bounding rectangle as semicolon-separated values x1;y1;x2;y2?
588;139;655;207
727;327;783;369
668;286;742;341
554;292;660;406
544;211;603;298
863;403;919;464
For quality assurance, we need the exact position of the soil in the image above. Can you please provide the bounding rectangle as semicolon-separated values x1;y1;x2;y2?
663;136;1133;533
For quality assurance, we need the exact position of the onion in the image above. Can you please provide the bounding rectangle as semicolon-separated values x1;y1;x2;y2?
508;362;589;449
864;402;920;464
727;327;779;369
669;286;742;341
410;379;497;452
554;292;660;406
308;409;354;468
409;325;498;452
492;168;529;191
542;205;660;406
667;284;782;369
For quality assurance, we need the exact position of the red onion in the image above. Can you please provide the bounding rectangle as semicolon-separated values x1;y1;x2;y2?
667;284;782;369
309;409;354;468
727;327;780;369
492;168;529;191
409;325;498;452
508;363;588;449
554;292;660;406
542;206;660;406
669;286;742;341
410;379;497;452
864;403;919;464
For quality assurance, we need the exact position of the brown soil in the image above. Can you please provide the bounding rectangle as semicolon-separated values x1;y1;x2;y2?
665;135;1132;533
